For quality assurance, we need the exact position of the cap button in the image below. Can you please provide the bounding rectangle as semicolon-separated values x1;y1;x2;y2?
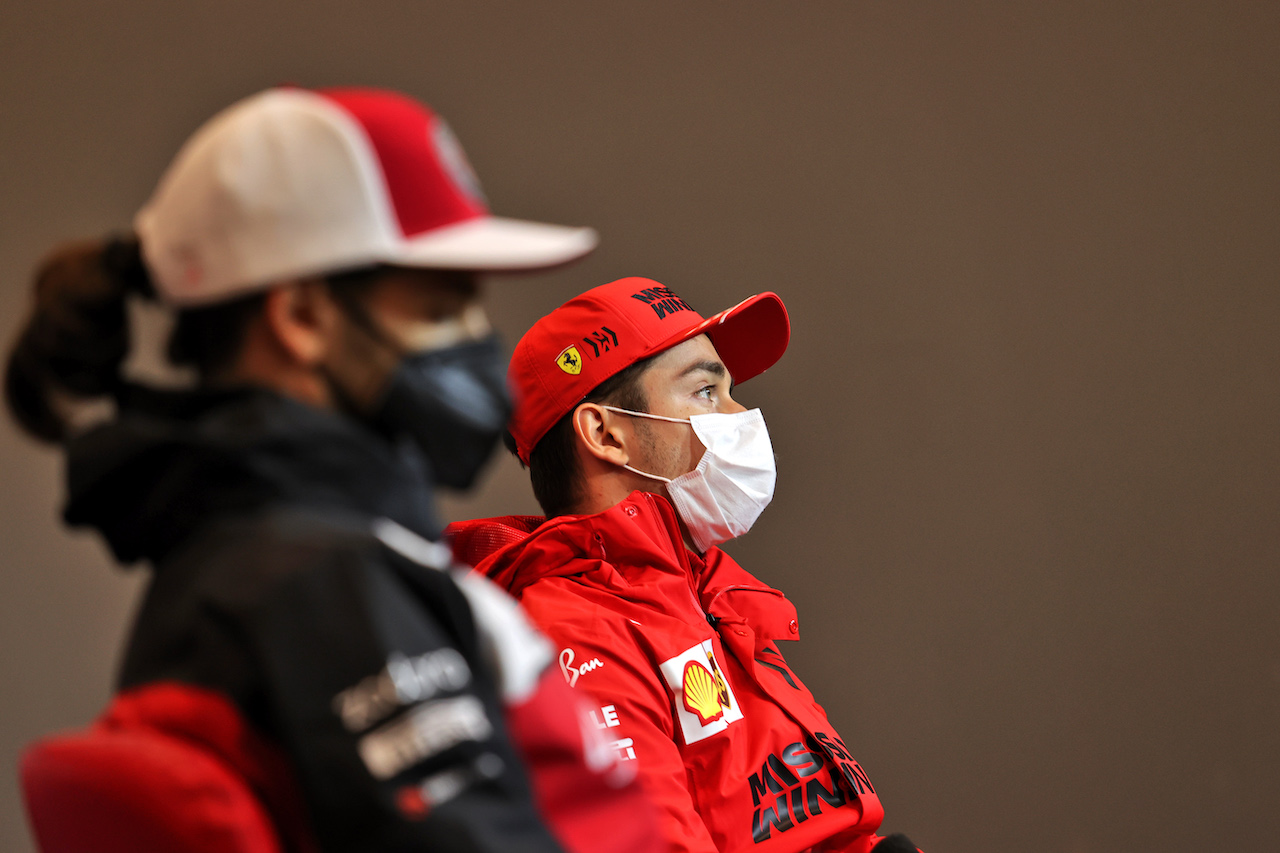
788;619;798;635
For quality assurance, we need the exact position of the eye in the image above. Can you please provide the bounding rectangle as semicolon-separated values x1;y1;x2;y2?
695;385;715;400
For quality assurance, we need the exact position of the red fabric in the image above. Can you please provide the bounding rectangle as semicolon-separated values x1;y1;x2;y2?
468;493;886;853
20;683;317;853
317;87;487;238
506;667;663;853
447;514;544;570
504;278;789;462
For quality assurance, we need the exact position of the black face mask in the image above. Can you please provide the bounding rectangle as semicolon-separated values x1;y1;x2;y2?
372;334;511;490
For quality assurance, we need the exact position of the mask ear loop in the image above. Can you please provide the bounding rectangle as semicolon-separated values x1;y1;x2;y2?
598;405;691;482
599;405;691;425
623;464;673;484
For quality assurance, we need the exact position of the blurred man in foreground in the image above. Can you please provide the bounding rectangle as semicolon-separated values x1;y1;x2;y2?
9;88;658;853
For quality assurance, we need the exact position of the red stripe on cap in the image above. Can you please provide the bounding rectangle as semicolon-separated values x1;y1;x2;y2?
316;87;487;239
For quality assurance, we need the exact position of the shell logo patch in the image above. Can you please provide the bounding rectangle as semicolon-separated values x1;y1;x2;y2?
681;661;726;725
660;639;743;744
556;345;583;375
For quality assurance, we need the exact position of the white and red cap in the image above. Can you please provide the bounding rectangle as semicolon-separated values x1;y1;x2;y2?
507;277;790;463
135;86;598;307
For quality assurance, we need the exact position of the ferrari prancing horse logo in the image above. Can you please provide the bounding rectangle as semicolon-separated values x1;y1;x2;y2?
556;345;583;375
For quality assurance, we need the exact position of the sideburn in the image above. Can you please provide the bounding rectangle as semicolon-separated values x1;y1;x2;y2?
315;290;402;418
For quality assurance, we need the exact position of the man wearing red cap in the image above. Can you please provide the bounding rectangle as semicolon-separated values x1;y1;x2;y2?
450;279;919;853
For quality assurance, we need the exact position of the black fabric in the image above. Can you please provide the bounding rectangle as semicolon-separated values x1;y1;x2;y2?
64;384;442;564
63;386;565;853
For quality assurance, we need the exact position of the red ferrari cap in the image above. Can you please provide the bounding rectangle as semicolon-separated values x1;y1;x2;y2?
508;277;790;463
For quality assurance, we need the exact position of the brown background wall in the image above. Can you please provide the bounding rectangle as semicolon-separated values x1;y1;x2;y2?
2;3;1277;851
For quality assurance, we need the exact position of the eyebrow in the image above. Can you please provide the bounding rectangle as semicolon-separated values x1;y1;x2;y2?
678;359;727;380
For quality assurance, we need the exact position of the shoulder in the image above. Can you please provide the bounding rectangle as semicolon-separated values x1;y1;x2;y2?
516;571;638;635
700;546;773;586
699;548;801;639
509;570;655;667
159;508;454;618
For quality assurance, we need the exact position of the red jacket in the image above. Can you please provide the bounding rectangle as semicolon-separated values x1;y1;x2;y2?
451;492;888;853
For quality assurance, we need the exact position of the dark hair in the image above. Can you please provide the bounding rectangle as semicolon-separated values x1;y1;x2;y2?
512;355;655;518
167;293;266;376
6;237;146;442
4;235;268;443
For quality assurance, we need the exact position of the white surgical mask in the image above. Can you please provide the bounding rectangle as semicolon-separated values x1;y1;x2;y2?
603;406;777;553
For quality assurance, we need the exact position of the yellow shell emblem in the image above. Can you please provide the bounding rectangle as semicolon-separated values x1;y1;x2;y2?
556;345;583;375
681;661;725;725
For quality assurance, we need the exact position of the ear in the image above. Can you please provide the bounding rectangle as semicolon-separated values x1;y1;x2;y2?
572;403;634;467
261;279;341;367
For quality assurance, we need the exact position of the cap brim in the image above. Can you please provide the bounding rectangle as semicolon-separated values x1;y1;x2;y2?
657;292;791;384
391;216;598;272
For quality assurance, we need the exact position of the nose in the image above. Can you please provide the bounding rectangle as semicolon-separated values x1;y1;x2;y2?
721;390;748;415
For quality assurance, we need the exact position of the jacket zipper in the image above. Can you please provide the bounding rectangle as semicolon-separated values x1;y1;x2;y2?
639;493;717;627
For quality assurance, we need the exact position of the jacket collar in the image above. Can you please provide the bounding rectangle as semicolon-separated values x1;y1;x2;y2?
480;491;694;597
64;384;442;565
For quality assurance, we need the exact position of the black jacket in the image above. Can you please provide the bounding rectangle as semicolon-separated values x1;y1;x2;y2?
64;386;566;853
